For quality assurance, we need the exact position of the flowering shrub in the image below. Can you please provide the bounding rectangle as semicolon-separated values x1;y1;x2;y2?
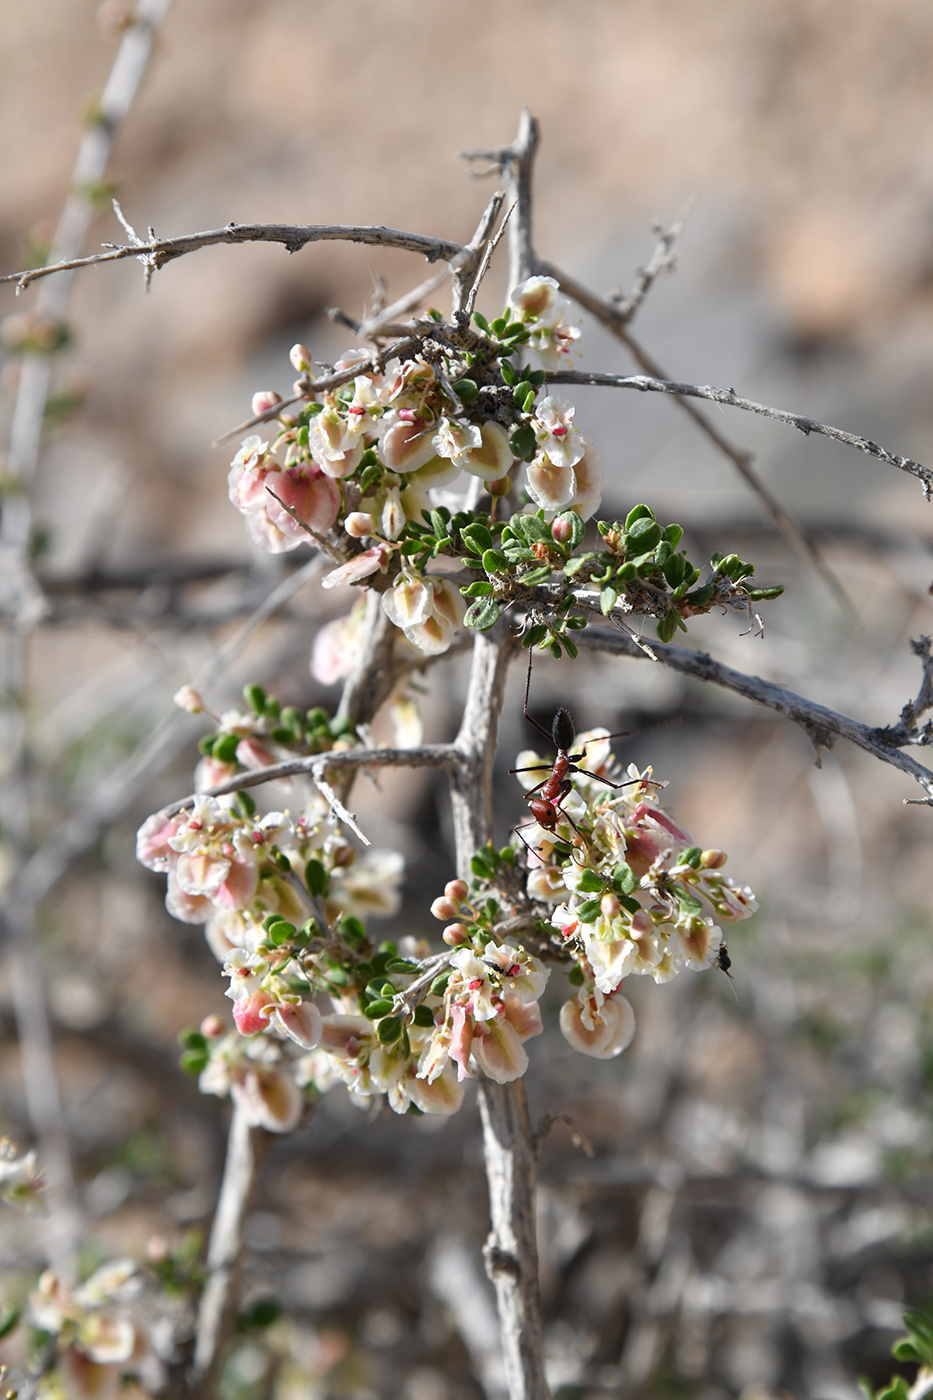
226;278;782;666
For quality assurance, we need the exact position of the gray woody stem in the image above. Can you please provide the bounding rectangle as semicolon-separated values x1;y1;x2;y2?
192;1105;270;1392
451;629;550;1400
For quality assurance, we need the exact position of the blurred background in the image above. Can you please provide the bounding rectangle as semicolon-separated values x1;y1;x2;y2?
3;1;933;1397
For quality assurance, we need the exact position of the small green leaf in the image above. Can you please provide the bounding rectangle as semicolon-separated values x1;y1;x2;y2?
464;597;500;631
663;523;684;548
576;869;603;893
746;585;785;601
473;312;490;332
509;425;537;461
577;898;602;922
471;852;492;878
430;972;452;996
0;1308;20;1341
179;1029;208;1051
656;611;680;644
461;580;494;597
305;859;329;897
377;1016;403;1043
454;378;479;403
212;732;240;763
268;920;296;945
412;1005;436;1028
567;964;585;986
626;517;662;551
491;316;508;336
600;586;618;616
681;847;703;869
482;548;508;572
364;998;394;1019
663;552;686;587
674;887;704;915
461;522;495;554
244;683;266;713
611;862;636;894
501;360;518;386
180;1050;209;1075
520;565;553;587
625;504;654;530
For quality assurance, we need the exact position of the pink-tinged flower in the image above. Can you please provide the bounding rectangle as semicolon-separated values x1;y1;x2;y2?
228;436;279;515
431;417;513;481
173;684;204;714
262;465;340;539
381;485;406;540
231;1066;303;1132
702;876;759;922
669;918;722;972
380;413;440;474
321;542;392;590
345;511;376;538
509;274;564;322
0;1140;45;1213
311;601;367;684
268;999;322;1050
525;457;577;510
470;994;543;1083
393;577;464;656
560;988;636;1058
460;421;513;481
135;812;184;871
388;691;424;747
251;390;282;417
409;1061;464;1116
568;440;602;520
307;409;366;479
382;570;433;629
531;396;584;469
290;344;312;372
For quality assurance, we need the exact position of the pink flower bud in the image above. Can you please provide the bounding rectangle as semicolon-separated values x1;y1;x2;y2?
600;892;621;919
289;343;312;372
551;516;573;544
442;922;469;946
345;512;376;539
173;685;204;714
701;849;727;869
145;1235;170;1263
251;390;282;417
445;879;468;902
630;910;653;939
431;896;459;921
201;1014;225;1038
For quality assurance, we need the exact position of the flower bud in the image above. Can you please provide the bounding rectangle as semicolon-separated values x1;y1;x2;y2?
551;516;573;544
600;891;621;919
173;685;204;714
251;390;282;417
331;844;356;868
487;475;512;497
445;879;468;902
442;922;469;946
145;1235;170;1263
200;1014;225;1039
701;849;727;869
630;909;653;939
345;512;376;539
431;896;459;921
604;528;621;549
289;343;312;372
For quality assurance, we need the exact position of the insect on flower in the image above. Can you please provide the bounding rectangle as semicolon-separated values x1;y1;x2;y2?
510;647;644;855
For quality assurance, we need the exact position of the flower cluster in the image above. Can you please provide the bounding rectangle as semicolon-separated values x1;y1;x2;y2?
27;1260;150;1400
227;279;613;661
511;718;758;1056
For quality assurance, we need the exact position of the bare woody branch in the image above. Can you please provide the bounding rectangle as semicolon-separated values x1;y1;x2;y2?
1;217;464;293
548;367;933;496
577;623;933;801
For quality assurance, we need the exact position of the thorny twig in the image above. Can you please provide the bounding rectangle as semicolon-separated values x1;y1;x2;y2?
548;366;933;497
608;200;694;324
576;623;933;802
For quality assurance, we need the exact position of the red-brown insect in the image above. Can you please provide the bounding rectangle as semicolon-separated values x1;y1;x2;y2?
510;651;638;852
